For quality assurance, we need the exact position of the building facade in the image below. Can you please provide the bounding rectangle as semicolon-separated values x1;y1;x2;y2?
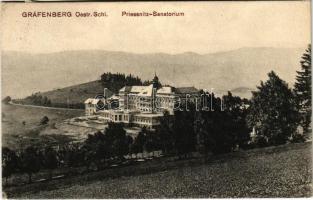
84;88;119;116
98;109;163;130
84;98;103;116
85;74;200;130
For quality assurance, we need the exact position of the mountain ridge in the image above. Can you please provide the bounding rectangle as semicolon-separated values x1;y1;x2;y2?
2;47;305;99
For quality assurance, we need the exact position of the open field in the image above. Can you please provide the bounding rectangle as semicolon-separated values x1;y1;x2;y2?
1;103;141;150
2;104;84;150
4;142;312;198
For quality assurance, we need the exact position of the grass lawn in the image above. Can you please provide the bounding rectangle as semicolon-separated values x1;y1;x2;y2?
2;104;84;150
4;142;312;198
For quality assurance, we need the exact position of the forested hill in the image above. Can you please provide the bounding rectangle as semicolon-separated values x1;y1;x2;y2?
100;72;145;93
13;72;147;109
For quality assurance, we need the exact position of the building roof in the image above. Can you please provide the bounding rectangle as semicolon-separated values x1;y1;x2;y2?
157;86;174;94
84;98;101;104
120;85;175;96
119;86;131;93
108;94;120;100
120;85;154;96
174;87;199;94
119;86;148;93
138;85;153;96
120;85;199;95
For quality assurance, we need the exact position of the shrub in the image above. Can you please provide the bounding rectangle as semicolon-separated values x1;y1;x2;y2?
40;116;49;125
2;96;11;104
290;133;305;143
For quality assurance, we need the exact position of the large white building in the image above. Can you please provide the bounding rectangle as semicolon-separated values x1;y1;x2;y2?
85;74;199;130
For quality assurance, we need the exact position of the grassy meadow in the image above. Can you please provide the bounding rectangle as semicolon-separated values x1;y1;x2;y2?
40;80;105;105
2;104;84;150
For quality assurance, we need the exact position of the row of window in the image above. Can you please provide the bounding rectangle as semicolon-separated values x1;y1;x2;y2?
101;112;156;124
103;113;130;122
133;116;152;124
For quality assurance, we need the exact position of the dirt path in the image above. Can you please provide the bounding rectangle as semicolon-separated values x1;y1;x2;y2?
9;101;84;111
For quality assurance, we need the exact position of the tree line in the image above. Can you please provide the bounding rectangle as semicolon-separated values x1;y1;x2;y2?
19;93;52;106
153;45;311;155
11;93;85;109
7;72;151;109
101;72;146;93
2;123;161;185
248;45;311;144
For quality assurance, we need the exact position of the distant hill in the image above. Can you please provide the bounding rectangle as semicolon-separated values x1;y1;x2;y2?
11;81;106;108
2;47;305;99
230;87;255;99
37;73;145;106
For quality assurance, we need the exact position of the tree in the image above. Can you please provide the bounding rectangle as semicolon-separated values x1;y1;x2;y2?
156;110;175;154
100;72;144;93
2;96;11;104
222;92;251;148
82;131;109;170
104;123;130;160
131;129;146;155
173;107;197;158
247;71;300;146
42;96;48;105
42;147;59;180
125;135;134;154
2;147;19;185
144;130;160;156
294;44;311;134
19;146;41;183
197;108;234;154
196;92;250;155
46;99;52;106
63;143;84;168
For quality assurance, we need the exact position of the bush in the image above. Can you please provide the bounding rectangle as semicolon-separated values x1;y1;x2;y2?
19;146;41;183
42;147;59;180
2;96;11;104
290;134;305;143
2;147;19;185
50;122;57;129
255;136;269;148
40;116;49;125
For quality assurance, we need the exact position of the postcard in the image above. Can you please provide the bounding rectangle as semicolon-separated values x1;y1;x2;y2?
1;1;311;198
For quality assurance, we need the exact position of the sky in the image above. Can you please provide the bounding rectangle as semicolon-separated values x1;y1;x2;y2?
1;1;311;54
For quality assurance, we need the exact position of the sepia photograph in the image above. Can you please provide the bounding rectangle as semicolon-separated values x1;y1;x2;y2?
1;1;312;198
